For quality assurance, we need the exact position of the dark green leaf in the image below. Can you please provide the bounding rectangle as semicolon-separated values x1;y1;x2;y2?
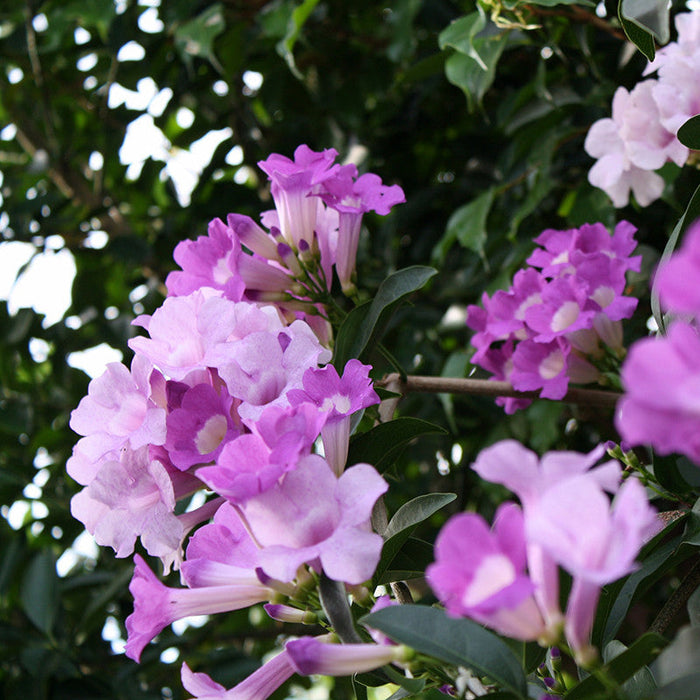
377;536;435;584
374;493;454;584
384;493;456;540
565;633;668;698
433;188;495;264
174;4;225;68
333;266;436;368
347;417;447;472
21;550;60;635
688;583;700;627
318;574;362;643
677;115;700;151
603;640;657;699
525;0;594;5
361;605;527;698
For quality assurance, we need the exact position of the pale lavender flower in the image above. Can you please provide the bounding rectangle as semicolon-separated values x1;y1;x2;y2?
240;455;387;584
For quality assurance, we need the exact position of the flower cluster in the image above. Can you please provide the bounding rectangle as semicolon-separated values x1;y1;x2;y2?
66;146;412;697
166;144;405;333
584;9;699;207
466;221;640;412
427;440;660;665
616;219;700;464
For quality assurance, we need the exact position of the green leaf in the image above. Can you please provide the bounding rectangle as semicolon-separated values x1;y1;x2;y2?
618;1;656;61
565;632;668;699
677;115;700;150
318;574;361;643
332;266;437;368
347;417;447;472
377;536;434;584
688;584;700;628
433;188;495;264
438;11;488;69
443;34;509;111
374;494;455;584
655;671;700;699
21;550;60;635
620;0;669;44
276;0;321;79
384;493;456;540
361;606;527;697
603;640;657;699
655;626;700;686
174;4;226;69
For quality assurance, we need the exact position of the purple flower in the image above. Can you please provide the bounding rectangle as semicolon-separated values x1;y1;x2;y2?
181;651;296;699
257;144;340;250
317;166;405;291
616;321;700;464
165;383;239;470
655;219;700;316
427;503;548;641
166;217;245;300
126;555;272;661
286;637;410;676
240;455;388;584
288;359;379;474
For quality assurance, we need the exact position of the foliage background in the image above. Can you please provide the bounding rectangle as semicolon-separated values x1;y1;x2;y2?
0;0;696;698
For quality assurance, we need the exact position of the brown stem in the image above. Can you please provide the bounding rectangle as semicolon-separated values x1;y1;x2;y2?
378;374;621;408
527;5;627;41
649;557;700;635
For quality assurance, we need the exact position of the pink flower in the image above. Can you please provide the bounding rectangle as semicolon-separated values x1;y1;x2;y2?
427;503;548;641
181;651;296;699
240;455;388;584
70;446;183;560
126;555;273;661
288;359;380;474
655;219;700;316
616;321;700;464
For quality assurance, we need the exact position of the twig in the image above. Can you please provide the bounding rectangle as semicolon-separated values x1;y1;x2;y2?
378;373;621;408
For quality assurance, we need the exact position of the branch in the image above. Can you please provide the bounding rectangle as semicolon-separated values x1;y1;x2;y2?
649;557;700;635
378;373;621;408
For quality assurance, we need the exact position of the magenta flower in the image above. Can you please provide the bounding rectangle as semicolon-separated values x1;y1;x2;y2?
257;144;340;250
318;166;405;291
286;637;410;676
427;503;548;641
181;653;296;700
166;217;245;300
288;359;380;474
616;321;700;464
165;383;239;469
126;555;272;661
240;455;388;584
655;220;700;316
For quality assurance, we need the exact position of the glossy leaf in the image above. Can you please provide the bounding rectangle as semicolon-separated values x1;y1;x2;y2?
565;633;668;698
361;605;528;698
621;0;670;44
21;550;60;635
347;417;447;472
677;114;700;150
333;266;437;368
618;1;656;61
